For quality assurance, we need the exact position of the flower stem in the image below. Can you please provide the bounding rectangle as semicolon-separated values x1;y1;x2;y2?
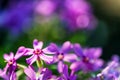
36;57;43;68
17;63;27;69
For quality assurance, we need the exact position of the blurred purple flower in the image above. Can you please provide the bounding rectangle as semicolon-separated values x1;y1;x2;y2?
70;43;103;72
97;61;120;80
35;0;56;16
47;41;78;73
0;46;25;80
60;0;97;31
34;0;97;31
25;39;54;65
0;1;34;37
24;66;52;80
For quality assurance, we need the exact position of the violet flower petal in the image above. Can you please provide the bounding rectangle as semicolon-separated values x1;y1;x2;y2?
10;71;16;80
40;54;53;64
92;48;102;58
53;55;59;63
47;43;59;52
73;43;83;57
41;68;52;80
14;46;25;60
57;77;63;80
84;48;102;59
57;61;64;73
24;48;34;56
3;52;14;61
70;75;77;80
61;41;71;53
3;64;9;73
33;39;43;49
9;52;14;59
26;55;37;65
63;64;69;79
42;47;56;54
70;61;81;72
94;59;104;69
0;69;8;80
24;66;36;79
3;54;11;62
63;54;78;62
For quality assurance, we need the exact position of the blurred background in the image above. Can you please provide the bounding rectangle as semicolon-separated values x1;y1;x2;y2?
0;0;120;67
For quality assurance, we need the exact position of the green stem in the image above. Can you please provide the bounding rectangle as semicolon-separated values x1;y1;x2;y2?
16;69;24;80
36;57;43;68
17;63;27;69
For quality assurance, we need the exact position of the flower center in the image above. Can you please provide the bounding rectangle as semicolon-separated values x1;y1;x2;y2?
8;59;15;65
83;56;89;63
34;49;43;55
58;54;64;60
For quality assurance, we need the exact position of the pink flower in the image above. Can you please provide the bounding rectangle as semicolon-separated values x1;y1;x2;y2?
25;39;54;65
0;46;25;80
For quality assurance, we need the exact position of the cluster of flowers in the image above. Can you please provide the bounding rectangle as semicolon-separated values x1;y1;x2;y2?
0;39;119;80
35;0;97;31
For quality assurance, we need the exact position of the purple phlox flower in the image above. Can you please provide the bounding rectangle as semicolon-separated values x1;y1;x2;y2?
0;46;25;80
58;64;77;80
25;39;54;65
47;41;78;73
97;61;120;80
24;66;52;80
35;0;56;16
60;0;97;31
70;43;103;72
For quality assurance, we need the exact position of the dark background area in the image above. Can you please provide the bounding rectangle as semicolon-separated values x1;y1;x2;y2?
89;0;120;59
